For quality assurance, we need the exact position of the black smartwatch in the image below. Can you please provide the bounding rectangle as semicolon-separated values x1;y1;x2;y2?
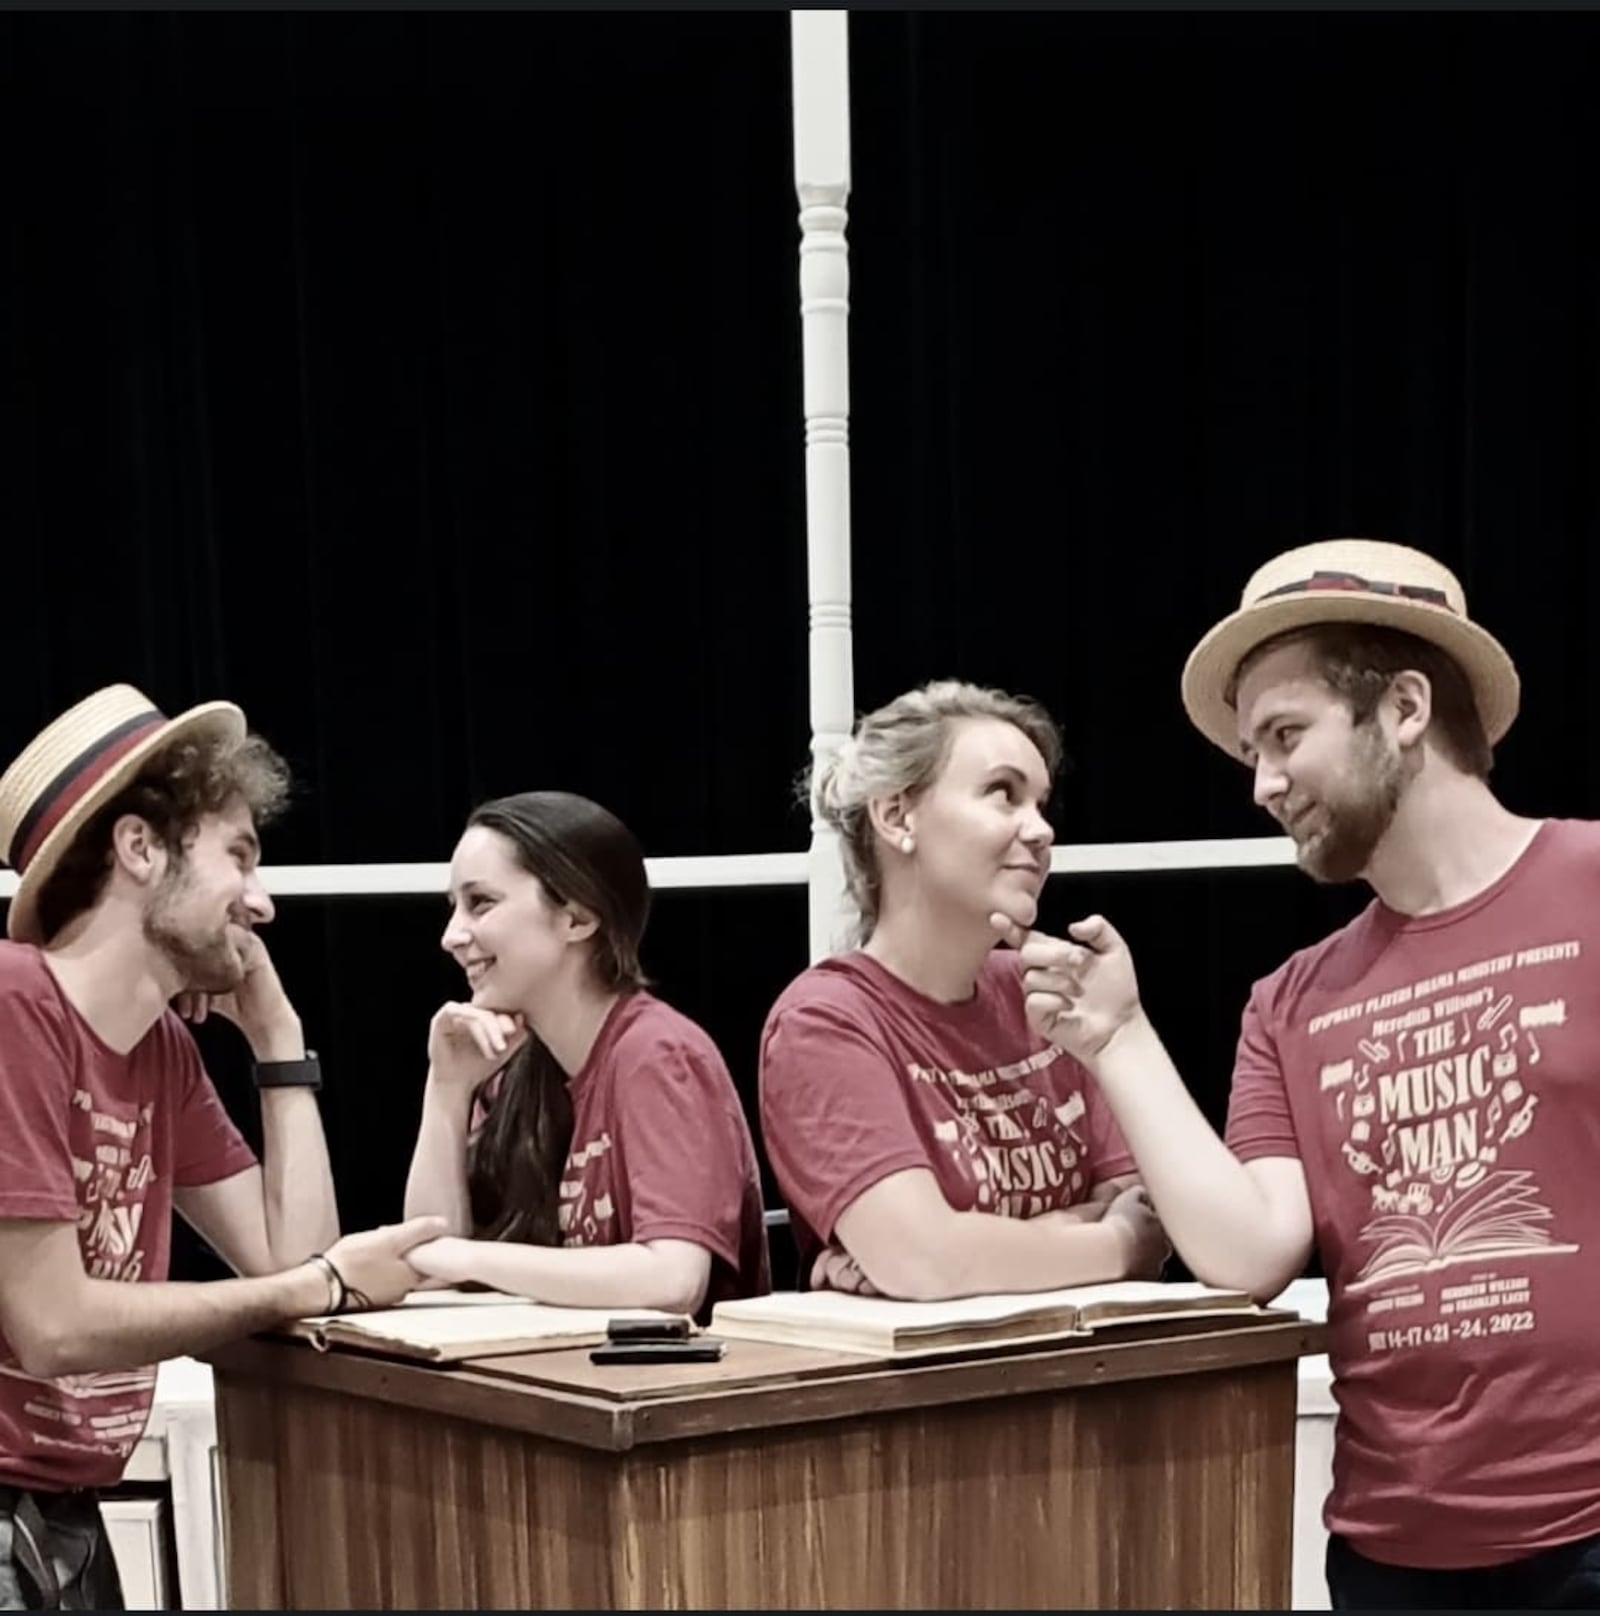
252;1051;323;1092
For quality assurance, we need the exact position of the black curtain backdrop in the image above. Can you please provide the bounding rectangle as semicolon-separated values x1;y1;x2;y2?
6;13;1600;1289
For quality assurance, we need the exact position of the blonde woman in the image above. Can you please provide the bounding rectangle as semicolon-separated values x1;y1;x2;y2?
759;681;1166;1299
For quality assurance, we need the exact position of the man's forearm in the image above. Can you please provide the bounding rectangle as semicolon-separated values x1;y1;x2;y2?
26;1265;328;1379
260;1086;339;1265
402;1081;474;1234
1083;1014;1303;1294
243;1011;338;1265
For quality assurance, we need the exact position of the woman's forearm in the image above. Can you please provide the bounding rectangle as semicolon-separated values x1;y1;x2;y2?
402;1078;475;1234
409;1234;711;1315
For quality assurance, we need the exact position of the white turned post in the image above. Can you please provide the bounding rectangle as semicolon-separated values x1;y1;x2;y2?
791;9;856;961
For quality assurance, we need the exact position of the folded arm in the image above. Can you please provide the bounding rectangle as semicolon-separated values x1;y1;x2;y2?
831;1167;1137;1302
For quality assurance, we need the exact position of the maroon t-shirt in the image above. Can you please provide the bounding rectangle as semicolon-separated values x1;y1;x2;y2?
0;942;256;1491
1226;819;1600;1568
552;991;770;1309
759;948;1137;1276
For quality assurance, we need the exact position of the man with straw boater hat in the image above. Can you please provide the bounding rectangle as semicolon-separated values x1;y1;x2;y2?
0;686;443;1610
994;540;1600;1608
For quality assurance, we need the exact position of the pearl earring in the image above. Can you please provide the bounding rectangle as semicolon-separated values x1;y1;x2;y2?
899;834;915;855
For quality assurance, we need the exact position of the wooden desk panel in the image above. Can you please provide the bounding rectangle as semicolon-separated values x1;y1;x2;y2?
211;1317;1321;1609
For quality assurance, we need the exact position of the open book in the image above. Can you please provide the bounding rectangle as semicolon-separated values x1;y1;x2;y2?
709;1280;1261;1357
281;1290;689;1365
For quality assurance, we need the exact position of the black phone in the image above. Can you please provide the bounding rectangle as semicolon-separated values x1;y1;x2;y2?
605;1316;692;1343
588;1338;726;1365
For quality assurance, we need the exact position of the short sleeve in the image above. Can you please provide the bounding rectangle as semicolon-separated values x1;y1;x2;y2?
0;989;77;1222
163;1020;258;1189
1223;984;1303;1163
758;996;932;1246
610;1035;751;1268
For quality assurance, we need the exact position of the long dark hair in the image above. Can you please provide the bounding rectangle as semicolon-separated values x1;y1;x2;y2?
465;791;651;1246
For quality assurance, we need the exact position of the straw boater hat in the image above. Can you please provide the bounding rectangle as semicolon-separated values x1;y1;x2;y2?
0;685;245;945
1181;538;1520;759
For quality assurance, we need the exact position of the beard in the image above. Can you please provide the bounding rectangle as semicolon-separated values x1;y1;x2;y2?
142;860;246;994
1289;723;1415;885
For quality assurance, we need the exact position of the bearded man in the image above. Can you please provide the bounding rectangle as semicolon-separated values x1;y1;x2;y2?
996;541;1600;1609
0;685;441;1610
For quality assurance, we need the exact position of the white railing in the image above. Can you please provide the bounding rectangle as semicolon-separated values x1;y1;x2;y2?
0;837;1295;903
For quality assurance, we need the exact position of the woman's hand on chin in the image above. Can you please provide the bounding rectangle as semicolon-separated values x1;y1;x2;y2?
426;1003;530;1092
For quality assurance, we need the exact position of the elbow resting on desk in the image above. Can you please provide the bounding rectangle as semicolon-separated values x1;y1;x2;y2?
614;1244;712;1317
635;1275;708;1318
1184;1245;1308;1308
852;1240;964;1304
1161;1158;1316;1306
1172;1217;1313;1305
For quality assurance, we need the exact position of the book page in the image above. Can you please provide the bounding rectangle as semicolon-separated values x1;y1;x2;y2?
714;1290;1026;1333
314;1302;683;1349
714;1280;1248;1335
298;1287;530;1322
1050;1281;1253;1311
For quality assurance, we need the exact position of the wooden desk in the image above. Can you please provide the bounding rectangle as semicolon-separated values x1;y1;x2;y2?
208;1312;1324;1610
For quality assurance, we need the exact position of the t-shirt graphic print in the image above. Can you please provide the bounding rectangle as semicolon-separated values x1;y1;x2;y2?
1227;819;1600;1569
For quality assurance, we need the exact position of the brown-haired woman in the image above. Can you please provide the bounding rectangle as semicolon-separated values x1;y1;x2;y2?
402;791;769;1316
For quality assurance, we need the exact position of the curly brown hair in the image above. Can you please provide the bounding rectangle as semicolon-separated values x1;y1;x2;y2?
34;731;293;942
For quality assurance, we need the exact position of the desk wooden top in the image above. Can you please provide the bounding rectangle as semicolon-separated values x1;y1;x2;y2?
205;1308;1325;1454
